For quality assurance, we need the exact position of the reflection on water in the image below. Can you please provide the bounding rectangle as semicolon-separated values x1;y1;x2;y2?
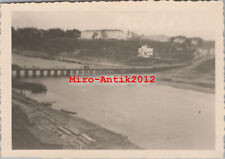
24;77;215;149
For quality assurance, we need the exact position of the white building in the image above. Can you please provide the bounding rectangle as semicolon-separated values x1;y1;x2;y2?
80;29;133;40
138;45;154;58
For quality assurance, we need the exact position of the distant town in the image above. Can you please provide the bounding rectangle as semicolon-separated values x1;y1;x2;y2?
12;27;214;62
80;29;136;40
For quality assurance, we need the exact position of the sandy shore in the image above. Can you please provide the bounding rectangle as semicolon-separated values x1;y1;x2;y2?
12;91;139;149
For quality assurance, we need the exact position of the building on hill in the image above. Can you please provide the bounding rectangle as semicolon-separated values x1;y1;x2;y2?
138;45;154;58
169;36;188;52
171;36;203;47
189;37;203;46
169;36;205;57
171;36;187;44
80;29;135;40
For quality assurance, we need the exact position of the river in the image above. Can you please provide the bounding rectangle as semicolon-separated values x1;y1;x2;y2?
13;54;215;149
12;54;83;68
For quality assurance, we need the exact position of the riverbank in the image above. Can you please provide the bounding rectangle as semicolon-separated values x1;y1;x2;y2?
157;73;214;94
156;57;215;94
12;91;139;149
13;80;47;93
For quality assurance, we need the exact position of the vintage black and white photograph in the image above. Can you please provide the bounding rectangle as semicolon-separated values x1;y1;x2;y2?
1;2;223;155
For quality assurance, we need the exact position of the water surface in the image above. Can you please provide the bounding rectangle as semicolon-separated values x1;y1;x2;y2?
25;77;215;149
13;54;82;68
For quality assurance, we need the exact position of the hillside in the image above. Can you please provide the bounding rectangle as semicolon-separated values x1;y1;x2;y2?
158;56;215;92
12;27;215;68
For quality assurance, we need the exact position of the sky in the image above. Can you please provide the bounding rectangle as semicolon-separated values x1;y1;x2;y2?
12;6;218;40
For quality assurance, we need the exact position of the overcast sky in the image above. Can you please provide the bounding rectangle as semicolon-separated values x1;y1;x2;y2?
12;8;217;40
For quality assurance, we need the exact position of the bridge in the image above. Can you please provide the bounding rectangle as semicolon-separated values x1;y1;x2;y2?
12;65;184;79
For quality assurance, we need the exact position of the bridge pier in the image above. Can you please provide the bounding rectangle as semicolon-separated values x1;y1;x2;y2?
33;69;37;78
92;70;96;75
70;70;73;76
77;69;81;75
46;70;51;77
98;70;101;75
84;69;87;75
13;70;21;79
76;69;79;75
73;69;76;75
49;70;53;76
73;70;76;75
53;70;57;76
24;70;29;78
62;70;67;76
65;70;70;76
80;70;84;75
17;70;21;78
40;70;44;77
70;70;74;76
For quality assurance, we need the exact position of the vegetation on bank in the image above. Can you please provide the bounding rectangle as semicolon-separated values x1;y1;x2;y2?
12;80;47;93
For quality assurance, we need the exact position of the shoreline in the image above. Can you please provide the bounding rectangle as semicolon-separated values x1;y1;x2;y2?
158;79;214;94
12;91;140;150
12;53;215;94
